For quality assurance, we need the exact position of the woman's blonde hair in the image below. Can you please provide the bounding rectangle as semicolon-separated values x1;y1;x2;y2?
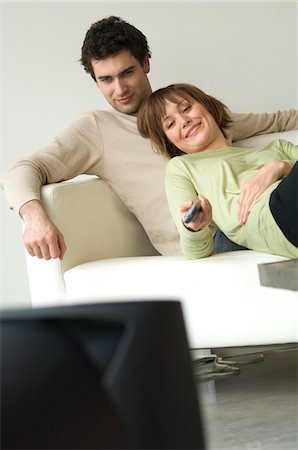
137;83;233;158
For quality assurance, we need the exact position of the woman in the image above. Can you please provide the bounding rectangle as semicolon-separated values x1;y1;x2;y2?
137;83;298;259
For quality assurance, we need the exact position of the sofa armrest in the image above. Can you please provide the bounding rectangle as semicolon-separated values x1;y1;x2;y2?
41;176;160;273
25;176;159;304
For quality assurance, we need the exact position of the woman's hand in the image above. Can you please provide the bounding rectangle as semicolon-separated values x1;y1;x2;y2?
238;160;292;224
181;194;212;231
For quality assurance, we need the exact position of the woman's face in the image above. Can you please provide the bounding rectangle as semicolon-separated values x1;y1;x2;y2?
162;97;225;154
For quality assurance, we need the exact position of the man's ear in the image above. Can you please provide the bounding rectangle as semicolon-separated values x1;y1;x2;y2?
143;56;150;74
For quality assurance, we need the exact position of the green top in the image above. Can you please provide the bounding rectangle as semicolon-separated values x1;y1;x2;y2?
165;139;298;259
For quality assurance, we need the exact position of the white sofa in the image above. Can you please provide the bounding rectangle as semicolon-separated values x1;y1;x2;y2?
24;130;298;350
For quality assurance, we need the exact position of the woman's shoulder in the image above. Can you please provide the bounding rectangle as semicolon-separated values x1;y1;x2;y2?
166;154;194;176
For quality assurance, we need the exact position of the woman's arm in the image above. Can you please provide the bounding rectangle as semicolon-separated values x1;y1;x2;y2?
238;139;298;223
165;161;214;259
181;195;212;232
237;159;292;224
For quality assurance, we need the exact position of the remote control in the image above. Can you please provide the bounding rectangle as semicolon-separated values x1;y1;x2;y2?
184;201;201;224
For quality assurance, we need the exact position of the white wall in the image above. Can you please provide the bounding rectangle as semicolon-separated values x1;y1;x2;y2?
1;1;297;308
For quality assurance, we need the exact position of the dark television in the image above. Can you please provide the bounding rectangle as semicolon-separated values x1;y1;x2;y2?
0;300;205;449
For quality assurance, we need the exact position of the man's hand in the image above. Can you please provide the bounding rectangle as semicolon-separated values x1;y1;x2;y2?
181;194;212;231
237;160;292;224
20;200;67;260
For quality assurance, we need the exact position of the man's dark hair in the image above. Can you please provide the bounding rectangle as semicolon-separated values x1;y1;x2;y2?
80;16;151;80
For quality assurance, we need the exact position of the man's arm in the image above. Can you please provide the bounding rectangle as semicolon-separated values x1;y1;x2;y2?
20;200;67;259
1;112;103;213
1;112;103;259
227;109;298;143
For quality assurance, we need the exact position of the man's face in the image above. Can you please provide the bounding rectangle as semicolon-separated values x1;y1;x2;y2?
91;50;152;115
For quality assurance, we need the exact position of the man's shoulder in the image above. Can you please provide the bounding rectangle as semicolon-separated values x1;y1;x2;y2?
78;109;137;128
83;108;136;121
63;109;137;135
77;109;120;120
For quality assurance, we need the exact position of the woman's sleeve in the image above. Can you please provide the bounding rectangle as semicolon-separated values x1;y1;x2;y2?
278;139;298;163
165;160;214;259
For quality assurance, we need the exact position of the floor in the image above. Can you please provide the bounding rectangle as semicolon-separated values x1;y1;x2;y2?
195;345;298;450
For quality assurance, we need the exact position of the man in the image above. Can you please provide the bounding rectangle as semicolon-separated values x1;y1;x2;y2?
1;16;297;260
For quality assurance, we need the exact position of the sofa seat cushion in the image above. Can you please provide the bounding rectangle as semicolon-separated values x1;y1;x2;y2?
63;251;298;349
